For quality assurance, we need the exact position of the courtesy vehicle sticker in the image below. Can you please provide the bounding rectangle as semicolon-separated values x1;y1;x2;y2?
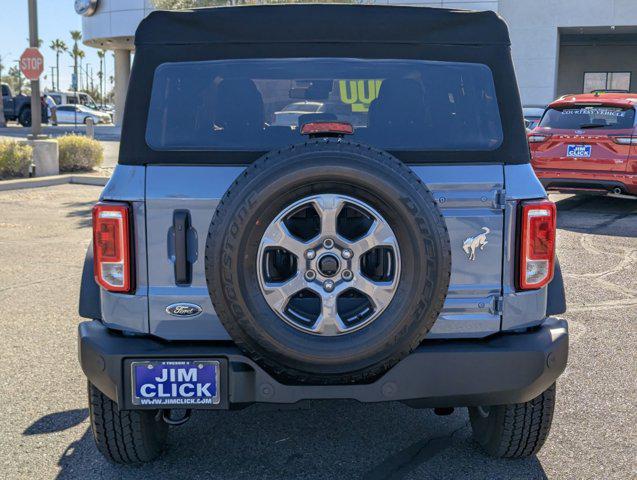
562;108;627;117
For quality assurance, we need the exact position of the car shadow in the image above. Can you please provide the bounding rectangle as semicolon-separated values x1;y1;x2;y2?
63;201;94;229
48;402;548;480
553;194;637;238
23;408;88;436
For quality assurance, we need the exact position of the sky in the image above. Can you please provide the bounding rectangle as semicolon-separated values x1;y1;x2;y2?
0;1;114;93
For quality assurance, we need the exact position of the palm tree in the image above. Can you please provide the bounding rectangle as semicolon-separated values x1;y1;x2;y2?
49;39;67;91
97;50;106;105
77;50;86;90
70;30;82;91
8;66;24;94
26;37;43;48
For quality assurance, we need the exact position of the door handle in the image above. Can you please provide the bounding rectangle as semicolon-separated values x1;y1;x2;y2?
173;210;192;285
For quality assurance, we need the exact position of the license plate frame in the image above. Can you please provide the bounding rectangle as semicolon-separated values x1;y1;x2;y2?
566;144;592;158
131;359;222;408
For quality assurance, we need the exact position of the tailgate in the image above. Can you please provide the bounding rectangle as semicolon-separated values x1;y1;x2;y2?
144;164;506;340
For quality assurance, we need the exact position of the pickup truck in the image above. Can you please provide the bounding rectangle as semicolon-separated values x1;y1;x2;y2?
1;82;49;127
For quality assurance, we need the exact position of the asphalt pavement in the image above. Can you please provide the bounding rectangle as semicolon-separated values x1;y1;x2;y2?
0;186;635;479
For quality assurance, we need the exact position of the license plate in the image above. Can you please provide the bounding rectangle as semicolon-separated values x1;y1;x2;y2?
132;360;220;406
566;144;591;158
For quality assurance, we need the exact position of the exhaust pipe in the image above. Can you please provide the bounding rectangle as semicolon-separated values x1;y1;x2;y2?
612;187;623;195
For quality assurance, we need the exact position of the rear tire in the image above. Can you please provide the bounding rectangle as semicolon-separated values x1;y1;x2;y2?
469;384;556;458
18;109;31;127
87;382;168;464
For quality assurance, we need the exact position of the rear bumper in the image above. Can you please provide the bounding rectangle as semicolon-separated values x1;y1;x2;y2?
535;168;637;195
78;318;568;410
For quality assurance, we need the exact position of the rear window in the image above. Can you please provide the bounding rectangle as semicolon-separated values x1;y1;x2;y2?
145;58;503;152
539;106;635;130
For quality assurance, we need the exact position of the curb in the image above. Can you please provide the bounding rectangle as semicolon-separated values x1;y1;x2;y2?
0;174;110;192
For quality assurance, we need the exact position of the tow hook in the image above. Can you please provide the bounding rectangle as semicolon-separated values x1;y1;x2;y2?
157;409;192;426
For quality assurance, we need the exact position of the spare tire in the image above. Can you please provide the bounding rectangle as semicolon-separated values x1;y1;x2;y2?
206;140;451;384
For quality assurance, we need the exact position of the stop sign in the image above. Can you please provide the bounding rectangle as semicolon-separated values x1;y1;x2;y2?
19;48;44;81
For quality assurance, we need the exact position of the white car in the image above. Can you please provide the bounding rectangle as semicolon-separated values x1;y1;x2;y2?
55;104;112;125
272;101;324;127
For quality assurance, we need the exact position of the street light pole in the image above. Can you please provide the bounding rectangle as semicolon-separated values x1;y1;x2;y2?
27;0;42;138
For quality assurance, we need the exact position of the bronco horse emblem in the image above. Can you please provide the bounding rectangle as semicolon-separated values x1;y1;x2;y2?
462;227;490;261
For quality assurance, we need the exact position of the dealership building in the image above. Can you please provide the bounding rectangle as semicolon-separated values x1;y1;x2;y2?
78;0;637;125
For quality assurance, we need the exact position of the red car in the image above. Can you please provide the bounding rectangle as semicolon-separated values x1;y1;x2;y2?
529;93;637;196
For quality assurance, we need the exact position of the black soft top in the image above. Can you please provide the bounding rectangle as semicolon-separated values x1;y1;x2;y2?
135;5;510;47
121;5;529;166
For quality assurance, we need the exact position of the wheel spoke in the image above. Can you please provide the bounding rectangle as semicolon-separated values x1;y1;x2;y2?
312;194;345;238
349;220;397;257
351;275;396;313
261;220;307;258
311;294;348;335
262;273;307;312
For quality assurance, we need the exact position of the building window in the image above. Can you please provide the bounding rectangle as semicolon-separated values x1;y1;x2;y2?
583;72;631;93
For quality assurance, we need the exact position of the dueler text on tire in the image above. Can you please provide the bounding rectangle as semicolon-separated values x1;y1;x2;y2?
206;140;451;384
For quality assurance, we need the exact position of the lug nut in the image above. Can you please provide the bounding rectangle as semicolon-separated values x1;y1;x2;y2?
305;270;316;281
305;249;316;260
342;270;353;281
323;280;335;292
341;248;353;259
323;238;334;249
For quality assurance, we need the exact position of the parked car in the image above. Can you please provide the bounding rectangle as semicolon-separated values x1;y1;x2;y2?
78;5;567;465
46;90;100;110
55;104;112;125
1;82;49;127
272;101;325;126
98;103;115;115
529;93;637;196
523;106;545;132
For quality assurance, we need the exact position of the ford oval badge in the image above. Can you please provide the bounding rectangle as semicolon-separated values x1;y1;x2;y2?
166;303;203;317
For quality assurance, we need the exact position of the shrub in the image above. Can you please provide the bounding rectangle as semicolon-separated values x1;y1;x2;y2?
0;140;32;179
58;134;103;172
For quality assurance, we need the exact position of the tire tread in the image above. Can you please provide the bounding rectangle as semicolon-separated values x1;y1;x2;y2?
88;382;167;464
470;384;556;458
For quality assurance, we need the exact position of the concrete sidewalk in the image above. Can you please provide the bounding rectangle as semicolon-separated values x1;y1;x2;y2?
0;124;121;141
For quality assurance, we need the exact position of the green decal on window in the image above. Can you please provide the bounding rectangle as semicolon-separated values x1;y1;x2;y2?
339;79;383;112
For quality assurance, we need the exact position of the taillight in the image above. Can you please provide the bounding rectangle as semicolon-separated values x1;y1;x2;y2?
518;200;556;290
528;134;550;143
92;202;132;292
611;136;636;145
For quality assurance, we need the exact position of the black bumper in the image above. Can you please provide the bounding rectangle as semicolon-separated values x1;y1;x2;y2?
78;318;568;410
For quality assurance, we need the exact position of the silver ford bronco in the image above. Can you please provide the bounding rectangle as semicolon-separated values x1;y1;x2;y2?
78;4;568;464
